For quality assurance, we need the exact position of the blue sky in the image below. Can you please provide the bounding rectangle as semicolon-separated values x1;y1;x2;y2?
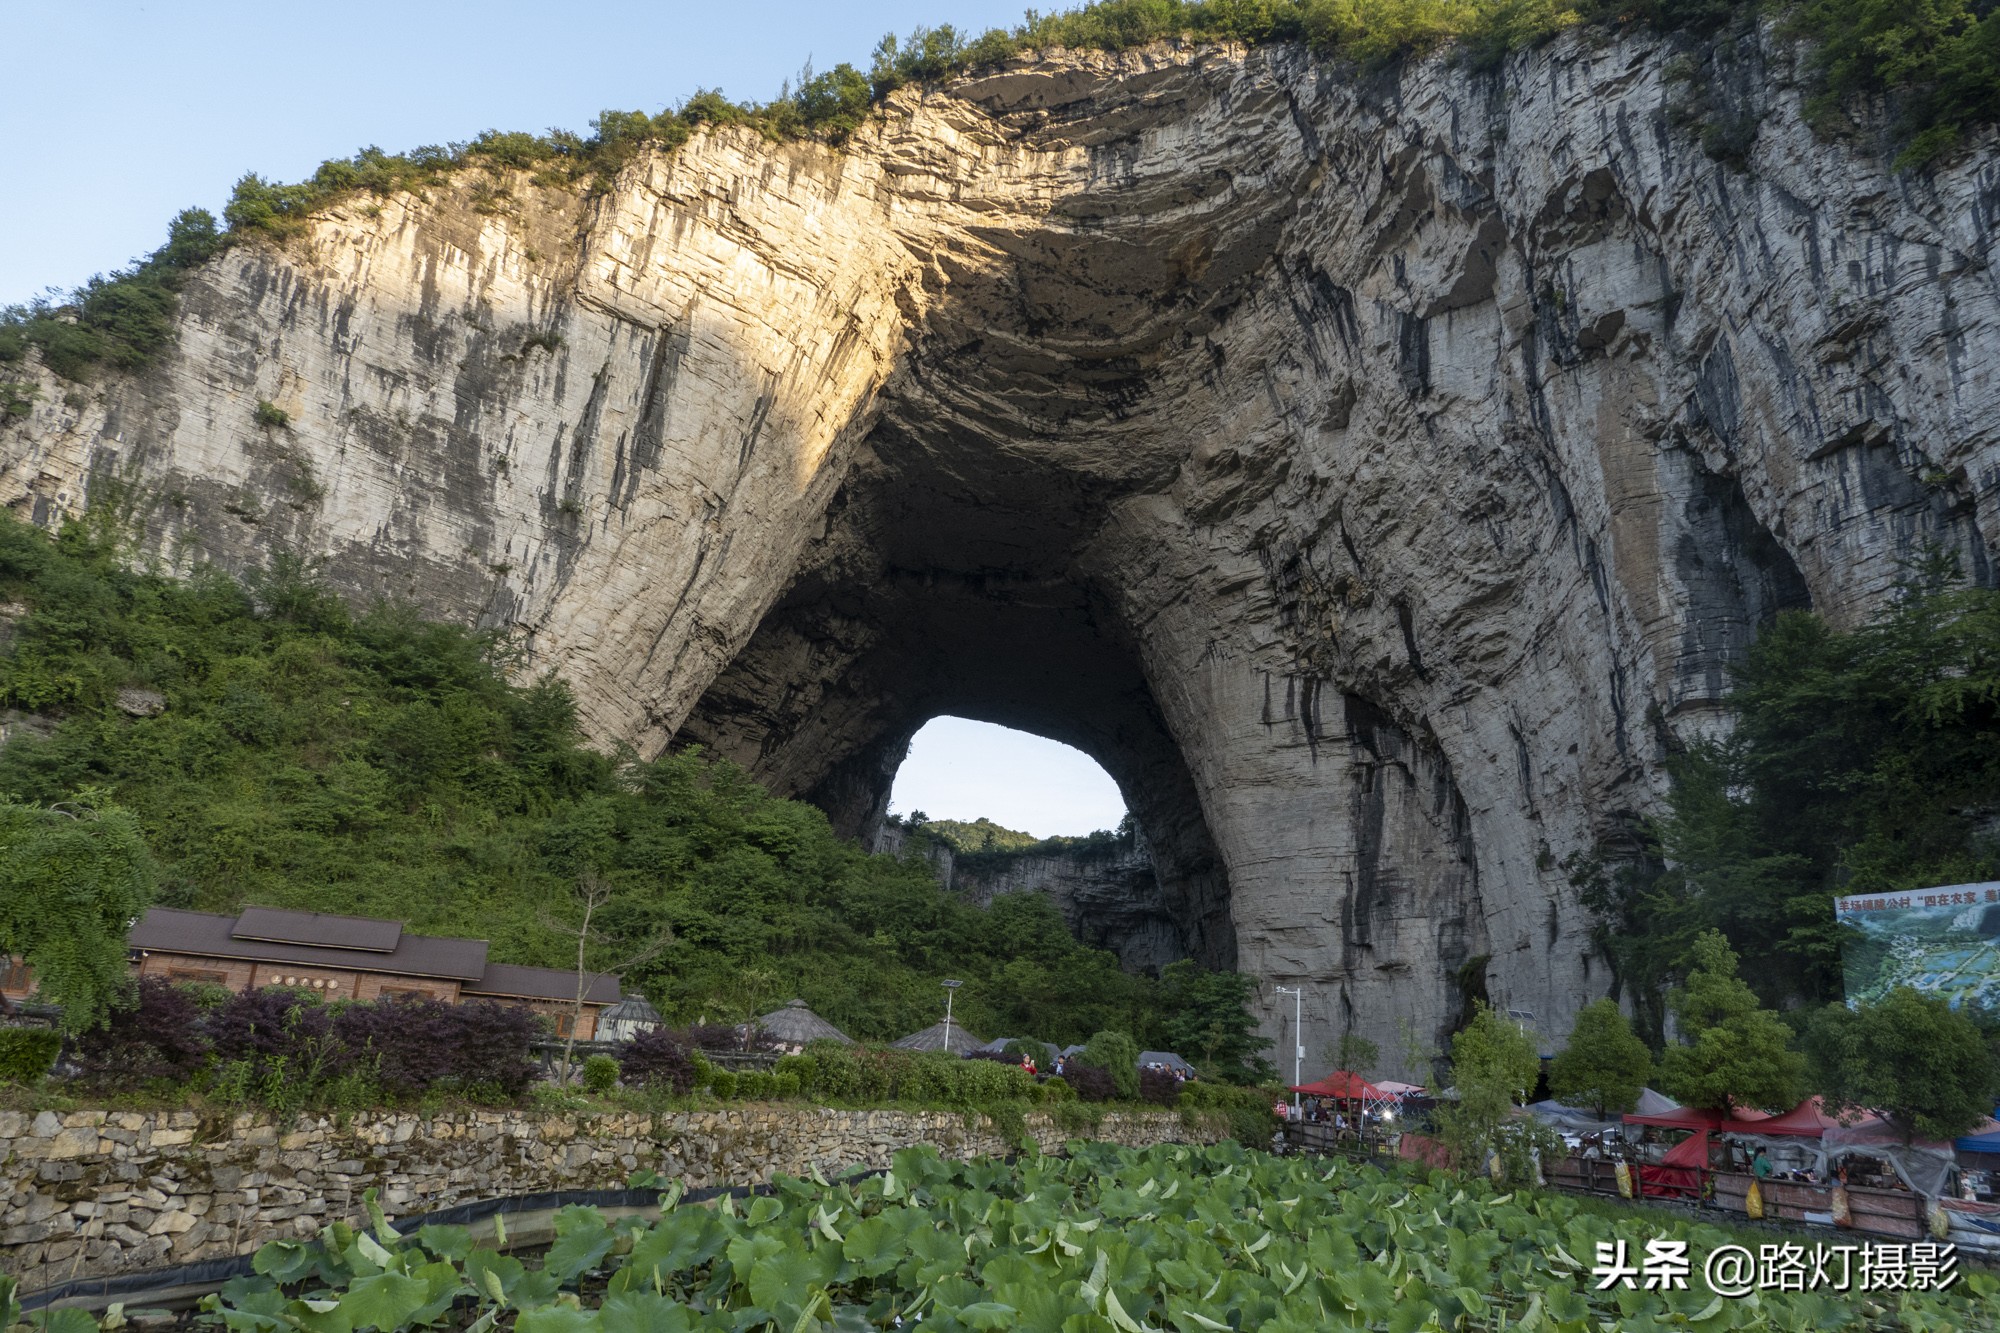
891;719;1127;838
0;0;1030;304
0;1;1129;837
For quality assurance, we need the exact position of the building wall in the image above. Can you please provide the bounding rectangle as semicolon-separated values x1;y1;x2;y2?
129;952;603;1035
132;952;464;1003
0;1105;1224;1281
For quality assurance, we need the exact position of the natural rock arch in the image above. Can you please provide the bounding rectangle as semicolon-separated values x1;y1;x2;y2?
2;33;1995;1076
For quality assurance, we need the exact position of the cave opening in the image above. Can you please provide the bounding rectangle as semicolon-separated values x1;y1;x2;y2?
888;716;1127;839
672;418;1239;972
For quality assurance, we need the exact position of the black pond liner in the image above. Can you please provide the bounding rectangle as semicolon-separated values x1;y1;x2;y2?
21;1170;887;1314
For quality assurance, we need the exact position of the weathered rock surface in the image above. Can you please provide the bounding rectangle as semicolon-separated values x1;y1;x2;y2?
3;25;1996;1077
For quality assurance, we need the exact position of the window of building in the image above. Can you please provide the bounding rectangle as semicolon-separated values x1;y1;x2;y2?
168;968;229;987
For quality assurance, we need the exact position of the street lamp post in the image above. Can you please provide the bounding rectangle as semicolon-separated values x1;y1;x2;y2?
941;979;963;1053
1274;984;1303;1114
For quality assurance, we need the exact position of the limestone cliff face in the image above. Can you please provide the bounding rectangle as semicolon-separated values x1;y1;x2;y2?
4;24;1997;1077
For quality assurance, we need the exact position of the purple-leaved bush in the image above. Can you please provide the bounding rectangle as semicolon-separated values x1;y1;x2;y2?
69;977;210;1084
618;1028;697;1092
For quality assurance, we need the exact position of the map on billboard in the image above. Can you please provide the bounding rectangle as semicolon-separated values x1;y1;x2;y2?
1835;884;2000;1009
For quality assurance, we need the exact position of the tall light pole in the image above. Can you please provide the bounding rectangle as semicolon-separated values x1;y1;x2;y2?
1274;984;1303;1114
941;979;963;1053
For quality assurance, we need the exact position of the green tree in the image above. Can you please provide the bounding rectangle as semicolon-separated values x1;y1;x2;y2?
1331;1031;1379;1077
1082;1028;1141;1100
1435;1002;1545;1181
1657;930;1806;1112
1803;987;2000;1142
0;797;154;1030
1579;566;2000;1020
1548;999;1652;1116
1157;961;1275;1084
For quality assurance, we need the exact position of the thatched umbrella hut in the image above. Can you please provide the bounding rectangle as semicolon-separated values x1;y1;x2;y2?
757;998;852;1053
891;1020;985;1056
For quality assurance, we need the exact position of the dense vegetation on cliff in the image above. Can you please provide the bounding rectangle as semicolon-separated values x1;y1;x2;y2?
0;515;1265;1064
1579;555;2000;1036
4;0;1994;385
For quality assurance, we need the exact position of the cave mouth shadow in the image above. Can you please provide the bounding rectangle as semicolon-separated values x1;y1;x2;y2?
675;547;1237;971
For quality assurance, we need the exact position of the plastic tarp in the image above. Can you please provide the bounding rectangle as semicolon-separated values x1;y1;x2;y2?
1625;1104;1771;1131
1632;1087;1681;1116
1138;1050;1195;1075
1954;1109;2000;1155
1526;1099;1623;1136
1374;1080;1427;1095
1640;1130;1709;1198
1823;1117;1957;1201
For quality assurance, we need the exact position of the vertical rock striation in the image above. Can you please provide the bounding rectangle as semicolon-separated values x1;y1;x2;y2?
3;24;1995;1075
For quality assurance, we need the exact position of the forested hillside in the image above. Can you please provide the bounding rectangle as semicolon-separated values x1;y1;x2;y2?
1578;554;2000;1040
0;515;1262;1064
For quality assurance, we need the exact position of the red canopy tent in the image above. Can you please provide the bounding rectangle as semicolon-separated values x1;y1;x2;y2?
1623;1105;1771;1131
1290;1070;1382;1100
1639;1130;1710;1199
1739;1096;1841;1138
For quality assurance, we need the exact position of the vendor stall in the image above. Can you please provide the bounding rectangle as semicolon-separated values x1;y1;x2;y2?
1639;1130;1710;1199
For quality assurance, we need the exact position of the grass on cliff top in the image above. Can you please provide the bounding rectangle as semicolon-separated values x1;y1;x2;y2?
3;0;1994;385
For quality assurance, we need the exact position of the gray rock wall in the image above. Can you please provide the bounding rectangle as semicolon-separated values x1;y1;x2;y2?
0;1105;1220;1283
2;24;1996;1078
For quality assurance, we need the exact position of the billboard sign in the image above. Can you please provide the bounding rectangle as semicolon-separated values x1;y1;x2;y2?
1835;884;2000;1009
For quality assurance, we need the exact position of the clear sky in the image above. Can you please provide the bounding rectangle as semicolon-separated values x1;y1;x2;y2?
0;0;1032;305
890;718;1127;838
1;2;1129;835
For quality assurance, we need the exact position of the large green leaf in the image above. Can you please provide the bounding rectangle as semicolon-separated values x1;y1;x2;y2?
545;1208;617;1286
338;1273;435;1333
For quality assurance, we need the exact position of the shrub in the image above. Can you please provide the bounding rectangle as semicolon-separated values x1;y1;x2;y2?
618;1028;697;1094
0;208;222;381
333;993;460;1098
204;987;341;1072
70;977;210;1084
1063;1063;1118;1103
447;1001;540;1098
690;1051;714;1091
901;1050;972;1104
0;1028;60;1083
1082;1030;1140;1099
803;1040;863;1099
582;1053;620;1093
1139;1066;1182;1107
709;1068;738;1100
1038;1076;1076;1104
254;400;290;428
737;1070;776;1099
772;1071;801;1099
773;1052;816;1088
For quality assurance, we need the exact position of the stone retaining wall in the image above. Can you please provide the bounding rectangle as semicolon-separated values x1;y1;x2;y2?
1;1105;1223;1284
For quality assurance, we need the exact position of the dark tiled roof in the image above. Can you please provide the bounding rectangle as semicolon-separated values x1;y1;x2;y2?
891;1021;985;1055
757;999;852;1045
129;908;487;981
462;962;619;1005
233;906;401;953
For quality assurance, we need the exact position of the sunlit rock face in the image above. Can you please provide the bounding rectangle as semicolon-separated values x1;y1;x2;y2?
3;26;1994;1077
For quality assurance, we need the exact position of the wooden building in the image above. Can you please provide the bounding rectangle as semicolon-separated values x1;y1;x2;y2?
127;907;621;1038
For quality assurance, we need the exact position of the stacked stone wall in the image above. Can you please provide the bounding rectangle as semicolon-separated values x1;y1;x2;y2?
1;1106;1222;1283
